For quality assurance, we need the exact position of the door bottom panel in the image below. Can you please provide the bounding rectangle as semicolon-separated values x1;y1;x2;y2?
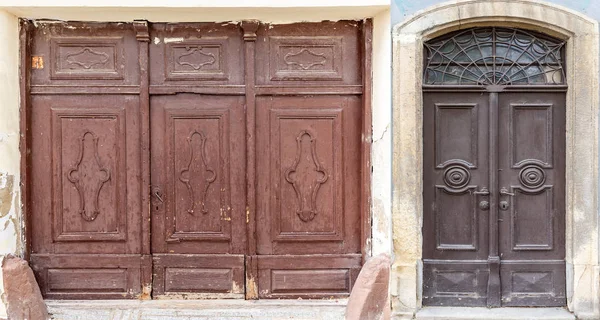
257;254;361;299
422;260;489;307
30;254;150;300
152;254;245;299
500;260;566;307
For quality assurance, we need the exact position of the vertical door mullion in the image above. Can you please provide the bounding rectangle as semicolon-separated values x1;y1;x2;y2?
134;20;153;299
242;21;260;300
487;90;501;307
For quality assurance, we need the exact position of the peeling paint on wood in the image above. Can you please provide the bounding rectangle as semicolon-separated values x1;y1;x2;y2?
246;276;258;300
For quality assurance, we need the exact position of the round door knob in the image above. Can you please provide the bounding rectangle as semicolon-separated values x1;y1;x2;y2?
479;200;490;210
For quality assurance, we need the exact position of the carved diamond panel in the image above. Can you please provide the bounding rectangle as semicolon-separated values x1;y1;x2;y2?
67;131;111;222
284;131;329;222
269;36;343;81
51;107;126;242
271;108;343;241
50;37;124;80
434;271;478;294
179;131;216;215
166;39;228;81
511;272;554;293
165;108;231;242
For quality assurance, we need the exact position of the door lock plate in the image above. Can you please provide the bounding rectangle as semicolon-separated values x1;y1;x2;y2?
479;200;490;210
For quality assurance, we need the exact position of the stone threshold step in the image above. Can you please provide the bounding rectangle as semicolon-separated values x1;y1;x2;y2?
46;299;348;320
416;307;574;320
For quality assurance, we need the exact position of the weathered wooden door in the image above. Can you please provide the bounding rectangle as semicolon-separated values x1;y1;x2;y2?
422;27;566;307
27;22;150;299
149;23;247;298
26;20;370;299
252;22;365;299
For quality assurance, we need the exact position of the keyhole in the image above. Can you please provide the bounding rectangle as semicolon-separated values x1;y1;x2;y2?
499;201;509;210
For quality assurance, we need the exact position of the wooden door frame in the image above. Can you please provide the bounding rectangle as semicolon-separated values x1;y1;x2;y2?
18;19;373;299
392;1;600;318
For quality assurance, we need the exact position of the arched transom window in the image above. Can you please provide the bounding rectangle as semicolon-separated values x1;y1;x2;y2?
424;27;566;85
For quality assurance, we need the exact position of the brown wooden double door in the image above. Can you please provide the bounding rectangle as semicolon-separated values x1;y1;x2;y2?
26;20;369;299
422;90;566;307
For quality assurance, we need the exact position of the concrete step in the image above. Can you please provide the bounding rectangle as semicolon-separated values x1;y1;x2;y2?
47;299;347;320
416;307;575;320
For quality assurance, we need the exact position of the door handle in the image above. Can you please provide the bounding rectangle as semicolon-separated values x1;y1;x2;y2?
500;187;514;196
473;187;490;195
474;188;490;210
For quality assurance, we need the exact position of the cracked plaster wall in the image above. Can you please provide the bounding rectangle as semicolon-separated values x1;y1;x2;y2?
0;9;21;319
371;8;392;258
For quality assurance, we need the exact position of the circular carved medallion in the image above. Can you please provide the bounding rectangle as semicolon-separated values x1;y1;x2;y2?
443;165;471;189
519;165;545;189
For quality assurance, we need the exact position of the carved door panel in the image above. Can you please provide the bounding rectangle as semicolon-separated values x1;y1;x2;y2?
28;22;148;299
148;23;246;298
498;92;566;306
252;21;365;299
150;94;246;298
422;92;491;306
255;96;362;298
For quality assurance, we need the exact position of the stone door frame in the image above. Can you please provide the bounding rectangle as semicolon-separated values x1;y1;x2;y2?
392;0;600;318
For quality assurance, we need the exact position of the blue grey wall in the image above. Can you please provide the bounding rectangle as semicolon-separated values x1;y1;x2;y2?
391;0;600;25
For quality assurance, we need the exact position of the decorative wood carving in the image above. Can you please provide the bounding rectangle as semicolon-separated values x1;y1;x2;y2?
166;40;228;81
179;130;216;215
67;131;111;222
269;36;343;81
284;48;327;70
50;106;127;243
133;20;150;42
241;20;260;42
50;37;124;80
284;130;328;222
269;104;346;243
65;48;109;70
177;47;216;70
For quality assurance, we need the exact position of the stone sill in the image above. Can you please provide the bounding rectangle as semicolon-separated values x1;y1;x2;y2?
416;307;575;320
46;299;348;320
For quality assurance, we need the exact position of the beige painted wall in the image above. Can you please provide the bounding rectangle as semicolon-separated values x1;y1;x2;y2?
0;9;20;318
371;8;393;258
2;1;387;23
